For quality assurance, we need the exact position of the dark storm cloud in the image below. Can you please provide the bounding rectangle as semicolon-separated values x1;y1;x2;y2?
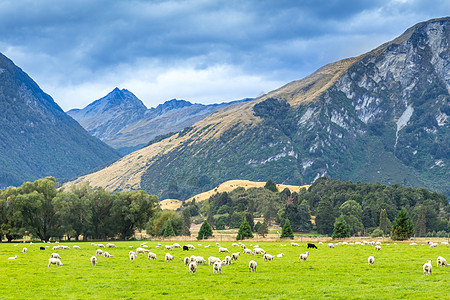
0;0;449;109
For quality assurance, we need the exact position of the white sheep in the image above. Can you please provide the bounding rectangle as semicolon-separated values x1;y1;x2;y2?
8;256;18;260
73;245;80;249
213;261;222;274
141;242;147;246
190;255;197;263
223;256;232;265
104;251;113;258
318;242;324;245
165;253;174;262
429;243;438;248
437;256;448;267
106;243;116;248
328;243;335;248
185;244;196;249
423;260;432;275
263;254;274;262
291;242;299;247
136;247;149;254
375;242;381;245
91;243;97;246
129;251;136;261
253;248;266;255
189;261;197;274
21;247;27;253
231;252;240;261
165;245;174;251
441;242;449;245
96;249;104;256
249;260;257;272
51;253;61;259
219;247;230;253
208;256;221;266
48;257;63;267
375;245;381;251
196;256;207;265
277;253;284;258
298;252;310;262
90;256;97;266
184;257;191;266
216;243;221;247
172;243;182;249
52;245;61;250
61;245;70;249
148;252;157;260
240;244;247;249
243;248;254;255
232;243;239;247
97;244;105;248
368;256;375;265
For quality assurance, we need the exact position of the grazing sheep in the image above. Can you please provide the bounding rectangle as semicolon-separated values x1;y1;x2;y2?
91;243;97;246
141;242;147;246
368;256;375;265
184;257;191;266
216;243;220;247
213;261;222;274
172;243;181;249
232;243;239;247
307;243;317;249
253;244;259;248
60;245;70;249
104;251;113;258
342;242;348;245
183;246;189;251
189;261;197;274
165;245;173;251
52;245;61;250
423;260;432;275
8;256;18;260
375;245;381;251
263;254;274;262
253;248;266;255
106;243;116;248
48;258;63;267
291;242;299;247
437;256;448;267
240;244;247;249
231;252;240;261
328;243;335;248
243;248;254;255
129;251;136;261
136;247;149;254
249;260;257;272
96;249;104;256
298;252;310;262
148;252;157;260
219;247;230;253
40;247;45;250
97;244;105;248
196;256;207;265
185;244;196;249
51;253;62;259
73;245;80;249
208;256;221;266
165;253;174;262
90;256;97;266
223;256;232;265
376;241;381;245
441;242;449;245
319;242;324;245
429;243;438;248
277;253;284;258
22;247;27;253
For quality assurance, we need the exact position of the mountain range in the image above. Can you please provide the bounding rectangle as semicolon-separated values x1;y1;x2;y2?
0;53;121;187
67;88;250;154
67;17;450;200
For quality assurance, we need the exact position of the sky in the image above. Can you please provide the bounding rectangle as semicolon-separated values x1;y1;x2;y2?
0;0;449;111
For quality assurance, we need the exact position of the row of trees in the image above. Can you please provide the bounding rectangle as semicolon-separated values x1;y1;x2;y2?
0;177;158;241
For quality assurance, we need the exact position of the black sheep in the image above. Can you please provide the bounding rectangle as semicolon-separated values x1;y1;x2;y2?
40;246;45;250
183;245;189;251
307;243;318;249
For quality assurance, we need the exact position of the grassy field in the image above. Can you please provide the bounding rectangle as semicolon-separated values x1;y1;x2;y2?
1;240;448;299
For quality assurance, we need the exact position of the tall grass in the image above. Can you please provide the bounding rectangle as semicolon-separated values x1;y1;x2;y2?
1;241;448;299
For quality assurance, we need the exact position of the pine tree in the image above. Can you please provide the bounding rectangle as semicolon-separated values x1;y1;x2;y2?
379;209;391;236
264;179;278;193
391;207;414;240
414;205;427;237
182;208;191;236
316;198;335;235
332;215;350;239
236;218;254;240
280;218;294;239
163;219;175;237
197;220;213;240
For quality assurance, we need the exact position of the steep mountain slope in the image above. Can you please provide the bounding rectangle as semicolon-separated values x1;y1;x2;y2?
0;53;121;187
67;18;450;199
67;88;249;154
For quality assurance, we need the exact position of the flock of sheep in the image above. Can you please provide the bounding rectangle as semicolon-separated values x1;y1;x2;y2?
6;239;448;276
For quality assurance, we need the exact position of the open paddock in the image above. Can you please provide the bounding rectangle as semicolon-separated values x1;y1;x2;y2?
1;241;448;298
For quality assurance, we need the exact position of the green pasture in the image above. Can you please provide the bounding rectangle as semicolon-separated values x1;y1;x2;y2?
1;241;448;299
